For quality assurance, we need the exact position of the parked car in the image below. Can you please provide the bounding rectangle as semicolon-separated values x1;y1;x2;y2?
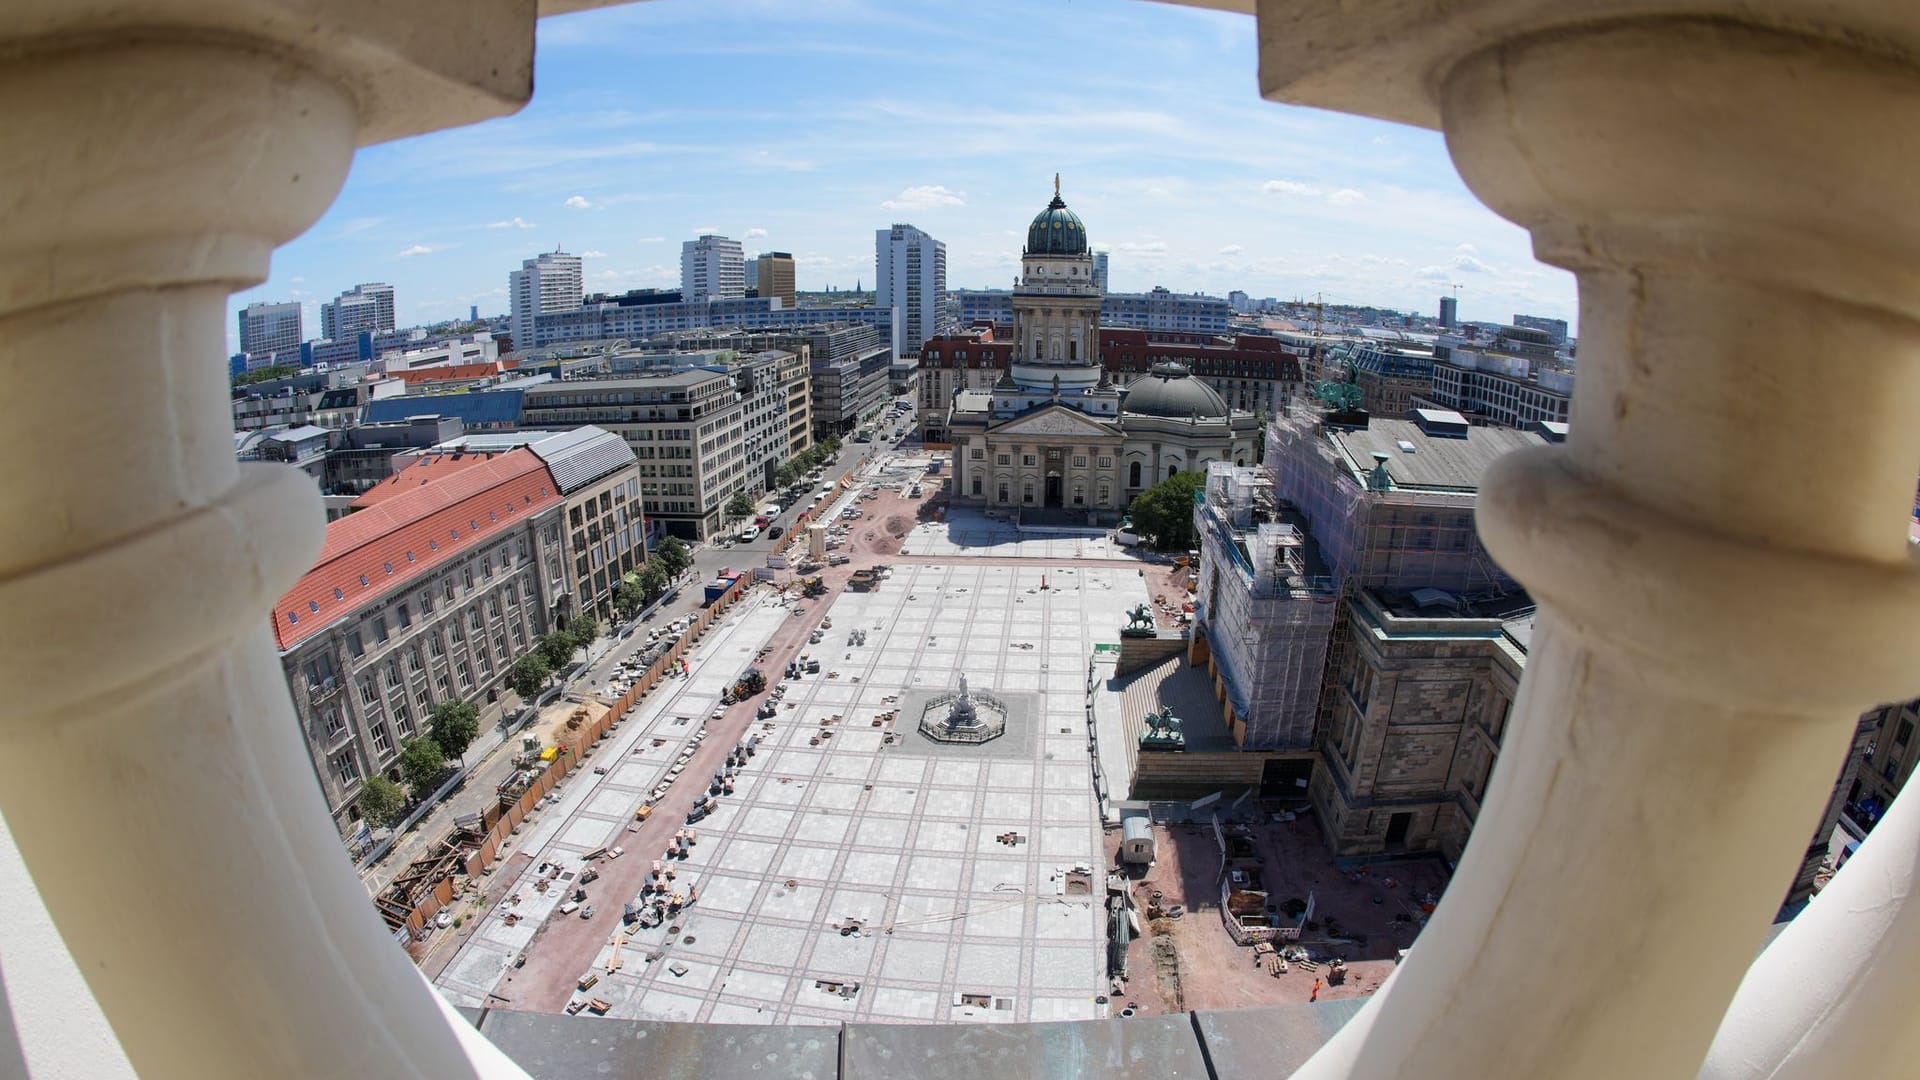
768;525;784;539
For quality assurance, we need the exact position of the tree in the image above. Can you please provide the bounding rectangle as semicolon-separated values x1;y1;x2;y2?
1127;470;1206;551
775;460;800;489
636;561;669;605
566;613;601;651
726;491;753;523
506;652;551;699
429;700;480;759
356;776;407;830
231;363;297;387
398;737;447;796
613;574;644;619
818;434;841;457
537;631;577;670
654;536;691;580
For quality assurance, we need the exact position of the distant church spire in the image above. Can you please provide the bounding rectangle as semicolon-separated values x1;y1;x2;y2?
1054;172;1060;197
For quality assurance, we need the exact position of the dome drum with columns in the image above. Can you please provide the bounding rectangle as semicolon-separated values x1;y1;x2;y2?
947;179;1257;521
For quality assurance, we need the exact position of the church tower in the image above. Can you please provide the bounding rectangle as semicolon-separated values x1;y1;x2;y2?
997;177;1117;418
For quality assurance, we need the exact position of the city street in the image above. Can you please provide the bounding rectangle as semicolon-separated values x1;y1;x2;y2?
361;406;916;898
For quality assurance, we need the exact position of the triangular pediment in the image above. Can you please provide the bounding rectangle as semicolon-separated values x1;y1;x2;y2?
989;405;1120;439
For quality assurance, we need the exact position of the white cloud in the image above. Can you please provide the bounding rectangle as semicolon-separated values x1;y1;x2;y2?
487;216;538;229
1453;253;1497;274
1327;188;1365;205
1262;179;1321;197
340;216;384;235
581;250;610;258
1113;239;1168;255
397;244;442;258
1218;244;1243;256
563;195;594;209
1455;242;1479;255
744;227;769;240
880;184;966;211
691;225;718;235
636;236;666;243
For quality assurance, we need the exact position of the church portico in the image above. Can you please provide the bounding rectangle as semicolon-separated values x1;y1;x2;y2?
948;179;1257;522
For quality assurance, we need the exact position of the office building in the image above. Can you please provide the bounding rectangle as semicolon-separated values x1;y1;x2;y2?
680;234;745;303
1349;343;1436;419
876;223;946;357
756;251;795;308
528;291;893;348
1417;325;1573;428
952;286;1233;337
322;283;397;341
1512;312;1570;344
271;447;573;834
517;367;761;539
1439;294;1458;329
1092;250;1110;293
238;300;304;358
509;250;583;350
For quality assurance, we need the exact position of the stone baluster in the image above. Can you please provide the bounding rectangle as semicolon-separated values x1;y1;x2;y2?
1244;7;1920;1079
0;8;537;1078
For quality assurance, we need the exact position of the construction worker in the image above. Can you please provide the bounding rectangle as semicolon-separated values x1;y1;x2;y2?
1310;978;1322;1003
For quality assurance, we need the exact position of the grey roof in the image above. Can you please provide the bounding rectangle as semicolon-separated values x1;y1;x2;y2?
1329;418;1544;492
268;424;332;443
525;426;636;493
953;390;993;414
1122;363;1229;419
1193;1000;1368;1077
524;369;727;394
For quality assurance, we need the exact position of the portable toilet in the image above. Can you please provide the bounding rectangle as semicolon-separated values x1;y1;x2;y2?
1121;816;1155;865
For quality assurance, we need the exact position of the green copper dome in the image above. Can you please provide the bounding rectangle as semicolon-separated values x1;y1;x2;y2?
1027;191;1088;256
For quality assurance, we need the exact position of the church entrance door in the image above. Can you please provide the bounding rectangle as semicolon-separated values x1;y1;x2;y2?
1045;473;1063;507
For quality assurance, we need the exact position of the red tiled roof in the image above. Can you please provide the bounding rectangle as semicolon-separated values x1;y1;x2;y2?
389;363;503;385
272;448;557;650
351;450;508;508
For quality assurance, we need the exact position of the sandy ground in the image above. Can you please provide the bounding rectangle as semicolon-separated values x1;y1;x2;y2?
1105;816;1450;1016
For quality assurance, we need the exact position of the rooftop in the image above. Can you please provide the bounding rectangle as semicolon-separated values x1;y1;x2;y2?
272;448;557;649
1328;418;1546;492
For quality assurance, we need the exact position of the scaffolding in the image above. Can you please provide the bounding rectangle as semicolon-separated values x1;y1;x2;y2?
1196;462;1337;750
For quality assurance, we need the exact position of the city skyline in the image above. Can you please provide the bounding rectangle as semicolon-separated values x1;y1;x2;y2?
226;0;1576;351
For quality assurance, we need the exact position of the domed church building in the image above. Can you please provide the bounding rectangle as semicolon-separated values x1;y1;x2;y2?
947;179;1259;520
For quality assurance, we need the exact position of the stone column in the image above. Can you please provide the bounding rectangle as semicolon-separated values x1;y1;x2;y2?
1248;11;1920;1080
0;10;535;1078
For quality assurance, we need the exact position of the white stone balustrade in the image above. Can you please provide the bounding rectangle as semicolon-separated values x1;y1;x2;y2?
3;1;1919;1077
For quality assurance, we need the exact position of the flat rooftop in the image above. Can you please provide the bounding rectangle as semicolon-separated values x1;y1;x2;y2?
1328;418;1545;492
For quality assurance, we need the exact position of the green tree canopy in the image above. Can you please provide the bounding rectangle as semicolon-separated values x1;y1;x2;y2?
1126;470;1206;551
429;700;480;759
654;536;691;580
356;776;407;830
398;736;447;795
232;364;298;387
775;460;800;488
506;652;551;699
636;561;669;604
613;574;645;619
726;491;753;522
566;613;601;650
537;631;577;670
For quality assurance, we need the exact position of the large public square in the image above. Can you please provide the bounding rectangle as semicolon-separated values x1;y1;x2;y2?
437;485;1150;1026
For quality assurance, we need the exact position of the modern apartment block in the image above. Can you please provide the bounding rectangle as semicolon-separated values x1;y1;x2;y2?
1417;325;1573;429
238;300;304;358
528;292;893;348
1092;250;1110;293
951;286;1233;336
680;234;745;303
756;251;796;307
519;362;799;540
272;447;571;835
321;283;397;341
509;250;584;350
876;223;946;358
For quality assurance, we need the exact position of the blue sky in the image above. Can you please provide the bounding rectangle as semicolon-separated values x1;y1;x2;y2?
228;0;1576;351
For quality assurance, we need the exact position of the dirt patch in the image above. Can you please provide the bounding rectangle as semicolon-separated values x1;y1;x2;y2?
1149;921;1185;1012
884;514;914;537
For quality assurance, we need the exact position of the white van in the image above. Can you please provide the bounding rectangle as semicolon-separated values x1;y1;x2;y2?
738;524;760;542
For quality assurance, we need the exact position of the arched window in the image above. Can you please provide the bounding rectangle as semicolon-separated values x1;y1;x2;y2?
1129;461;1142;487
1168;463;1179;479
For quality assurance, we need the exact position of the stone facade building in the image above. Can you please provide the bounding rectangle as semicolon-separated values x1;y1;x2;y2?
945;183;1257;518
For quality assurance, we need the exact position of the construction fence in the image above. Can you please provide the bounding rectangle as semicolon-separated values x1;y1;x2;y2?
377;573;755;948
